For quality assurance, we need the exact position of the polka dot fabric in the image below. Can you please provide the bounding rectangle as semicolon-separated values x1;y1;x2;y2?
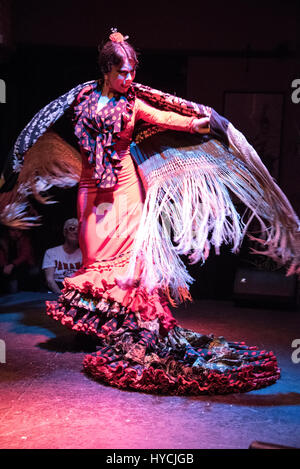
73;81;135;189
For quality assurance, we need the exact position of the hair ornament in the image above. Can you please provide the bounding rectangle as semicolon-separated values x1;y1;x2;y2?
109;27;129;43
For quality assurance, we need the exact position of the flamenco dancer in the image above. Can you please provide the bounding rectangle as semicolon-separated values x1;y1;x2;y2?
0;29;299;395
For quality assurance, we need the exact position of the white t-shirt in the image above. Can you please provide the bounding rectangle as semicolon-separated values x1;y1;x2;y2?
42;245;82;282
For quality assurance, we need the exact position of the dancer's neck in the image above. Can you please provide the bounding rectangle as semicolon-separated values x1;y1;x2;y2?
101;82;115;99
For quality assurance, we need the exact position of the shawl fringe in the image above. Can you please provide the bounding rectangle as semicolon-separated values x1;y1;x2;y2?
226;123;300;275
0;130;82;228
123;133;300;302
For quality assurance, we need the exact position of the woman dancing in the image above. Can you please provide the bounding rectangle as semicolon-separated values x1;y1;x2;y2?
1;29;299;394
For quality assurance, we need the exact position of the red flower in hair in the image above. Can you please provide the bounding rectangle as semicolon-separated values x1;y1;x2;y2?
109;28;129;43
110;32;125;43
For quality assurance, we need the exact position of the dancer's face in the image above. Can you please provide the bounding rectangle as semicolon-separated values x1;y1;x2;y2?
105;55;136;94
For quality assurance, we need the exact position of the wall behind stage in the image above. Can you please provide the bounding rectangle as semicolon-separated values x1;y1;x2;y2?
187;56;300;215
11;0;300;53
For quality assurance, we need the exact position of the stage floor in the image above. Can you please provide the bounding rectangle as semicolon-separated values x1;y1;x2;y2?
0;291;299;449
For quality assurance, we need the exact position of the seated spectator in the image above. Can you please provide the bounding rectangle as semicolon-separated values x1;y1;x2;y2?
42;218;82;294
0;227;38;294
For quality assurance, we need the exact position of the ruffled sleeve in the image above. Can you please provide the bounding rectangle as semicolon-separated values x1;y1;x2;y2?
135;98;196;132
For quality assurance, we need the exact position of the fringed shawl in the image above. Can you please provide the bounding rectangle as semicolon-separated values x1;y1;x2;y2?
0;80;299;301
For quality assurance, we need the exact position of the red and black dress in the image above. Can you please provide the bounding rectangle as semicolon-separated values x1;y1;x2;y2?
46;83;280;395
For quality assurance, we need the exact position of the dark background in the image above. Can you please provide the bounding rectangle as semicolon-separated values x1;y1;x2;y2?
0;0;299;299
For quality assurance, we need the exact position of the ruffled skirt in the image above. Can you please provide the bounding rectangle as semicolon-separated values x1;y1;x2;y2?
46;283;280;395
83;327;279;395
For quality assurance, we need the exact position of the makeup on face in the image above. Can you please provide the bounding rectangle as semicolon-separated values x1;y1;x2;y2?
105;56;136;94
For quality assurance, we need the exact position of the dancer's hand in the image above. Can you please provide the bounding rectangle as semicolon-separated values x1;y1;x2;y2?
192;117;210;134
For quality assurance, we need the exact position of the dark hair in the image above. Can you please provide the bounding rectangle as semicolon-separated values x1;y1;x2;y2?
97;38;139;80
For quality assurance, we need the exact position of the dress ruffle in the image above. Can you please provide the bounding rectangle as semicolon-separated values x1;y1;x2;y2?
82;318;280;395
46;253;177;337
46;256;280;395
